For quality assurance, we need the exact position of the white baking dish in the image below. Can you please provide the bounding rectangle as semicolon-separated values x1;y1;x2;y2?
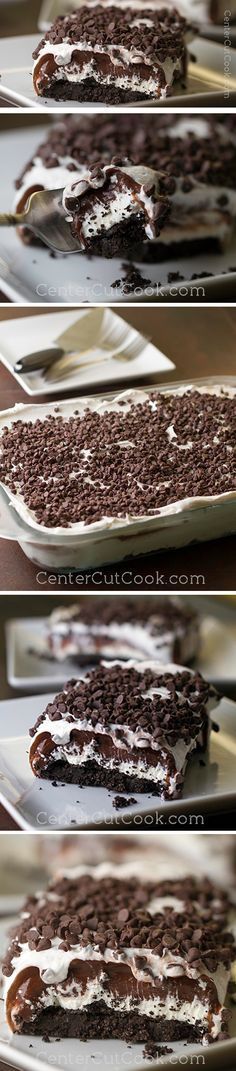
0;376;235;572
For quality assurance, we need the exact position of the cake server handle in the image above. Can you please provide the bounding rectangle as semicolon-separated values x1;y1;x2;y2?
14;347;65;373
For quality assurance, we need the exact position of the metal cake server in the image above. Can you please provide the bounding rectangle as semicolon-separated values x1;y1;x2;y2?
0;188;81;254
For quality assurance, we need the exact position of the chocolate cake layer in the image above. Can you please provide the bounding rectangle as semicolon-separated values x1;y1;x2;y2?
28;661;219;798
37;596;199;665
32;6;189;103
3;872;235;1043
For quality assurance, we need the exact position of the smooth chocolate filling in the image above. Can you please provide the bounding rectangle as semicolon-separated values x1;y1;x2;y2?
7;958;220;1033
33;50;167;96
29;727;176;781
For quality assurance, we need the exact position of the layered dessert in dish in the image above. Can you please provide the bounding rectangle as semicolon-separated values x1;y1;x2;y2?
62;163;170;256
3;869;235;1043
34;596;200;665
28;661;220;798
32;6;190;103
14;115;236;257
0;386;235;538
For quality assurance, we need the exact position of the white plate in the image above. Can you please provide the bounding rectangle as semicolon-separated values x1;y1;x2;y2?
0;309;173;397
0;691;235;830
5;613;236;691
0;33;235;108
0;917;236;1071
0;127;236;305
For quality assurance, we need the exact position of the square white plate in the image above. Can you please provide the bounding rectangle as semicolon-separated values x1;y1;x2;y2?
0;128;236;305
5;613;236;691
0;916;236;1071
0;308;174;397
0;34;235;108
0;691;235;830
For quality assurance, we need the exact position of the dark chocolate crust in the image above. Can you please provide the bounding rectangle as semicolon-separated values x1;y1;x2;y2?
21;1002;206;1042
36;757;179;798
134;236;221;262
33;78;166;104
69;214;150;257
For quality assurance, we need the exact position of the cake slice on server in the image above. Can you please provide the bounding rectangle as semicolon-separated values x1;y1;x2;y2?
28;661;220;799
2;870;235;1044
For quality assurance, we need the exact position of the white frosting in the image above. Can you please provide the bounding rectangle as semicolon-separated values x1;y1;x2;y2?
1;385;236;538
14;155;84;212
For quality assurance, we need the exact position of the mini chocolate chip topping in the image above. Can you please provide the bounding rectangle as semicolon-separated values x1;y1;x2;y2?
29;664;218;746
2;874;235;980
33;6;188;64
15;116;236;195
0;389;235;529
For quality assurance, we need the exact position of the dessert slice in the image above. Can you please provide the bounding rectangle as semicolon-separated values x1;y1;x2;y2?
34;596;199;665
32;6;190;104
28;661;220;799
3;871;235;1043
62;163;170;255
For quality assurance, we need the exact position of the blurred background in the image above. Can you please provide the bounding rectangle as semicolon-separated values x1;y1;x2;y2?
0;832;234;894
1;594;236;698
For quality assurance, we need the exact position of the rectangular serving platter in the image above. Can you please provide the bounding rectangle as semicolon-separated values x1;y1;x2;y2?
0;377;236;572
0;34;235;108
0;308;174;397
5;611;236;690
0;127;236;304
0;916;235;1071
0;689;236;830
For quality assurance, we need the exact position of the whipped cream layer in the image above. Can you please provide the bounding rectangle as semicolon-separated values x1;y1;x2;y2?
1;384;236;538
14;154;84;213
